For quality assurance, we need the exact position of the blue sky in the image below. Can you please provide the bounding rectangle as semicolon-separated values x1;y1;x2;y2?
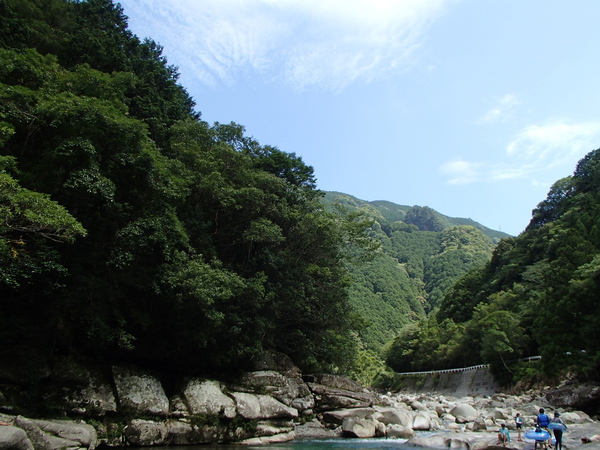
117;0;600;236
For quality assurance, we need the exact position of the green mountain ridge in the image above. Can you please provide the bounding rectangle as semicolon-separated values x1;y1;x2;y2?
325;191;511;241
322;191;507;352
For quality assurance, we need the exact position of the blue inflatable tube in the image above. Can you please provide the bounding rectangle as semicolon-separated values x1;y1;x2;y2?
525;430;551;441
548;422;566;431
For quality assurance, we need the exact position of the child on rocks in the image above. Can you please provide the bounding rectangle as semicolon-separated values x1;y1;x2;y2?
498;423;511;447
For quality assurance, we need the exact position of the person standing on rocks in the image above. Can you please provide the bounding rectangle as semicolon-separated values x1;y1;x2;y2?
550;412;567;450
497;423;511;446
515;412;523;442
537;408;552;448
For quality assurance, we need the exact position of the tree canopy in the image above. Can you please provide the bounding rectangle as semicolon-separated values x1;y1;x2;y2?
0;0;374;376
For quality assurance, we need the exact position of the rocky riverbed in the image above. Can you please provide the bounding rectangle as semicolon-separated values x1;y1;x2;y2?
0;351;598;449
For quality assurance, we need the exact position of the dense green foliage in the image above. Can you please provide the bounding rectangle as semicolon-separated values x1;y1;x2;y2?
386;150;600;382
322;192;501;352
0;0;377;376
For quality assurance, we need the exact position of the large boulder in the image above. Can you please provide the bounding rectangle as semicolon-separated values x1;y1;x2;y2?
322;408;375;426
546;382;600;416
14;416;96;450
31;419;97;450
294;419;341;439
256;420;295;437
164;419;250;445
412;412;432;430
561;411;594;424
372;406;413;427
181;379;236;419
50;357;117;417
231;392;298;420
239;430;296;445
112;366;169;416
341;417;378;438
123;419;168;447
0;425;33;450
407;431;495;450
306;382;378;411
305;374;366;393
252;350;301;378
386;424;415;439
235;370;311;407
450;403;479;422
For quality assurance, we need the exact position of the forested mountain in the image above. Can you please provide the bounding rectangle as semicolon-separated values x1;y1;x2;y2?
322;192;507;352
385;150;600;383
0;0;378;377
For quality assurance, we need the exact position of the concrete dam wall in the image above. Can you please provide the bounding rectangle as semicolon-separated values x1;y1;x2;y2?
397;365;497;397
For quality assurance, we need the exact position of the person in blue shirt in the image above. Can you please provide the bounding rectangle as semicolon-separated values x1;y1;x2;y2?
497;423;511;446
537;408;552;448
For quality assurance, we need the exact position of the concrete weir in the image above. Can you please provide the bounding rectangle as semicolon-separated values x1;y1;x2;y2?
397;365;498;397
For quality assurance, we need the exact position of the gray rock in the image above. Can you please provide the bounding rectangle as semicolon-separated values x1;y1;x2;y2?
305;374;367;393
256;420;295;437
342;417;377;438
561;411;594;424
165;419;233;445
182;379;236;419
231;392;298;420
0;426;33;450
252;350;301;378
112;366;169;416
291;395;315;412
450;403;479;421
14;416;53;450
239;430;296;445
236;370;310;406
372;406;413;427
322;408;375;425
546;382;600;412
307;382;377;411
294;419;341;439
386;424;415;439
123;419;168;447
50;357;117;417
31;419;97;450
412;412;431;430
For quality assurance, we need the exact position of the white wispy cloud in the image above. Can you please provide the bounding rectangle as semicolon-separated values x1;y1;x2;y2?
441;120;600;185
121;0;449;90
477;93;520;124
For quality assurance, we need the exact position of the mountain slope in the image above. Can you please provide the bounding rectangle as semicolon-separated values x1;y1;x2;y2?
322;191;506;351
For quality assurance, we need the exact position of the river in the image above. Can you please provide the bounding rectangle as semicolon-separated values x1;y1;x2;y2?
123;433;448;450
